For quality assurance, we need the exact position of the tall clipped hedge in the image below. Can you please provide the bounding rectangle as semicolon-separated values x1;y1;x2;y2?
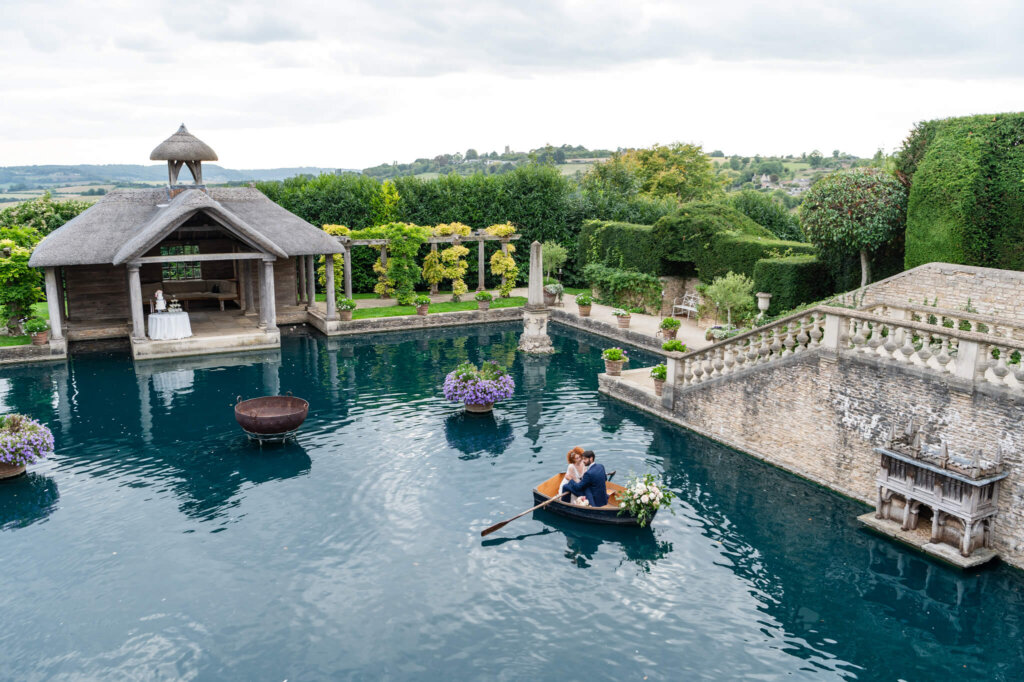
577;220;665;275
903;113;1024;270
752;255;833;313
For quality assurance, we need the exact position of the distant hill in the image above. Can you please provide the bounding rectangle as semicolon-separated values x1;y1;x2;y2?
0;164;351;190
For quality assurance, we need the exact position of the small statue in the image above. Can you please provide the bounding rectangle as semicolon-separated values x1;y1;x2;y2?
155;290;167;312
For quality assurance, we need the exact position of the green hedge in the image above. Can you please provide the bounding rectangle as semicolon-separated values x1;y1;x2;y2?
753;255;833;313
904;113;1024;270
577;220;665;275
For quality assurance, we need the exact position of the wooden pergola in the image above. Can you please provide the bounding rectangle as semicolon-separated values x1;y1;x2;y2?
294;230;521;317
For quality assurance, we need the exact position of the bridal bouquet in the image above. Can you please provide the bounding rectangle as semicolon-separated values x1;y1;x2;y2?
617;473;675;528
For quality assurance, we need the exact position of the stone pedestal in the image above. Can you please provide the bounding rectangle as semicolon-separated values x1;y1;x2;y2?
518;240;553;353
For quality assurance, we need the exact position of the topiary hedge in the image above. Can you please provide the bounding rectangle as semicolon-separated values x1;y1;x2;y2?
752;255;833;313
903;113;1024;270
577;220;665;275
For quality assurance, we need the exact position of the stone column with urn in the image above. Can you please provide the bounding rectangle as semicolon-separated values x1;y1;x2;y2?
518;241;554;354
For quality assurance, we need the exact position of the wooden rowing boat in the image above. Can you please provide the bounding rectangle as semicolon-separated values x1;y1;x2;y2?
532;472;653;526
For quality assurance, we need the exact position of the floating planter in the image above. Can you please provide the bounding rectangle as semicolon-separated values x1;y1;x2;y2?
602;347;628;376
0;414;54;479
443;361;515;414
235;394;309;444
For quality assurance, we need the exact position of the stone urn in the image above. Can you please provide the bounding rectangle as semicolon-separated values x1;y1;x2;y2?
30;330;49;346
543;291;557;307
604;359;626;376
756;292;772;321
578;304;592;317
653;378;665;396
338;310;353;321
0;462;26;479
616;314;631;329
477;301;490;311
416;304;429;316
465;402;493;414
661;328;678;341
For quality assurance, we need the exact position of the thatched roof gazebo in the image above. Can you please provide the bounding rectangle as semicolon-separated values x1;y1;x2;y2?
29;125;344;360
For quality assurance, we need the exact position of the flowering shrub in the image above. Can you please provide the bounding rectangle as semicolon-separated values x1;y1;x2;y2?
490;245;519;297
602;347;627;362
611;309;631;317
22;317;49;334
661;339;688;353
443;361;515;406
336;297;357;311
0;414;54;467
413;294;431;306
617;473;675;527
650;364;667;381
475;291;493;302
576;293;593;306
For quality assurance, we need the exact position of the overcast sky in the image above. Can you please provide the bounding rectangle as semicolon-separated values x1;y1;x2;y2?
2;0;1022;169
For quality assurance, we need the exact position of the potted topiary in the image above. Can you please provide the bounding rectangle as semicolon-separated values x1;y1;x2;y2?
414;294;431;316
337;297;357;321
0;414;54;479
650;363;668;396
661;339;688;353
543;282;563;307
443;361;516;413
612;309;631;329
475;290;493;311
602;347;629;376
23;317;49;345
659;317;681;340
576;292;593;317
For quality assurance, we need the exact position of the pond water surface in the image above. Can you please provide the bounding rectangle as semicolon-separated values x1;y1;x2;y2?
2;323;1024;680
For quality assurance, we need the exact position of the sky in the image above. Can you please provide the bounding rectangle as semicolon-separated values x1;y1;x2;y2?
1;0;1023;169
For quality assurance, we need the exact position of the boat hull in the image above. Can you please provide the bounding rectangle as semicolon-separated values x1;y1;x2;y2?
532;490;655;527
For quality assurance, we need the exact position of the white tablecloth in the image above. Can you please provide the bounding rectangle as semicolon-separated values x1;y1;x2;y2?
148;311;192;340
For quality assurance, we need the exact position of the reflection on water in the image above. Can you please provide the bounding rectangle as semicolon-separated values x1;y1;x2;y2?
1;323;1024;680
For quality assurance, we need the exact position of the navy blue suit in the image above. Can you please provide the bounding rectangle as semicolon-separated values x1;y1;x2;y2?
563;462;608;507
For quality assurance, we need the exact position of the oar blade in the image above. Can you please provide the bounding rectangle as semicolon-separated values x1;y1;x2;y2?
480;520;509;537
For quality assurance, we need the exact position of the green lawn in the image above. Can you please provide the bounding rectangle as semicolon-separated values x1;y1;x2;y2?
0;302;50;347
352;296;526;320
0;335;30;347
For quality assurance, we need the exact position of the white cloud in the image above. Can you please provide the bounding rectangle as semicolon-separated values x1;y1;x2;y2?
1;0;1022;168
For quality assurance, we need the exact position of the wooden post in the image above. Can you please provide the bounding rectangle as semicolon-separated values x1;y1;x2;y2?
127;264;145;339
325;254;337;321
431;243;440;295
57;268;68;326
237;259;247;311
297;255;306;304
262;259;277;329
477;239;485;291
44;267;63;340
343;246;353;300
306;255;316;309
246;261;257;317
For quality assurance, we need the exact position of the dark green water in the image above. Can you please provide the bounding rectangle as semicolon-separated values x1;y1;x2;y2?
1;322;1023;680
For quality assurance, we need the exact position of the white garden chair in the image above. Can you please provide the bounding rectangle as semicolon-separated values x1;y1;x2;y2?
672;294;699;320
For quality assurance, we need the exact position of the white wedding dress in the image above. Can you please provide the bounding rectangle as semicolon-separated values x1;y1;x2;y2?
558;463;588;504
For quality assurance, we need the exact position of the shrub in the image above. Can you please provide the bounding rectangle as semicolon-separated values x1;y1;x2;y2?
650;364;668;381
752;255;834;312
602;347;628;361
661;339;687;352
475;291;493;302
582;263;661;311
575;293;593;306
22;317;48;334
0;193;91;236
577;220;665;275
413;294;431;306
542;241;568;278
490;244;519;297
727;190;803;241
703;272;755;325
543;282;563;295
0;240;42;325
336;297;357;311
660;317;681;330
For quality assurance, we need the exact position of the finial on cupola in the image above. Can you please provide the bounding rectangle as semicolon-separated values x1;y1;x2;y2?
150;124;218;187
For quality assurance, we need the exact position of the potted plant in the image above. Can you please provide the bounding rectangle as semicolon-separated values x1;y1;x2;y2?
612;309;631;329
659;317;681;340
650;363;668;396
475;290;493;311
0;414;54;479
442;361;516;413
602;347;628;376
543;282;563;307
336;297;357;321
661;339;688;353
576;292;593;317
414;294;431;316
23;317;49;345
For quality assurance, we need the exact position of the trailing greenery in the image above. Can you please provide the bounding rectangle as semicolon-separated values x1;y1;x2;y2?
490;243;519;297
727;190;803;241
440;243;470;301
899;113;1024;270
358;223;432;304
752;254;833;313
581;263;661;311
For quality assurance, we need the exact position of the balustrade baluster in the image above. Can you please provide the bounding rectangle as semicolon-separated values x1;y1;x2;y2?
848;318;862;350
809;313;823;347
683;358;693;386
917;332;933;365
991;345;1010;386
899;325;916;362
691;356;704;384
746;334;760;364
733;340;747;370
769;328;783;360
882;323;899;357
723;343;736;375
794;316;810;352
711;347;725;377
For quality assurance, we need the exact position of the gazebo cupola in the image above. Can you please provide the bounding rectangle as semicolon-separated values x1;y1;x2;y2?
150;124;218;188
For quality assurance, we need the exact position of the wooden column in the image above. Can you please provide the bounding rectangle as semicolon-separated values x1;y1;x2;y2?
297;255;306;304
262;259;277;329
127;264;145;339
325;254;337;321
343;246;353;300
432;243;440;294
44;267;63;340
246;261;257;316
477;239;485;291
57;268;68;326
306;255;316;308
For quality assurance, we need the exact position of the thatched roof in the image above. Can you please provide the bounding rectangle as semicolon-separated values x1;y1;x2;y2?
150;124;218;161
30;187;343;267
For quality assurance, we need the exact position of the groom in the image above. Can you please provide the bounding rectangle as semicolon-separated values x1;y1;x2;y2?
562;450;608;507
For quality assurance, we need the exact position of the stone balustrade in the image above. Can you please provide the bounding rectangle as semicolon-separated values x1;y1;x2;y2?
658;305;1024;408
863;303;1024;341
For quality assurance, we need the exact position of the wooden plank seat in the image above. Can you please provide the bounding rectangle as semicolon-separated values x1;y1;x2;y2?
143;279;239;312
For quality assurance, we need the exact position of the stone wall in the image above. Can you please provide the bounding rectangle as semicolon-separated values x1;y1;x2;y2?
601;348;1024;568
657;276;700;316
855;263;1024;324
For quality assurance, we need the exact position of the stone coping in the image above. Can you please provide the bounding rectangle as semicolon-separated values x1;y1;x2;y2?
549;308;668;354
0;340;67;366
314;306;523;337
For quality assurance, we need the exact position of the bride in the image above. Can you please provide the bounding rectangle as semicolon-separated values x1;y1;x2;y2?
559;447;589;505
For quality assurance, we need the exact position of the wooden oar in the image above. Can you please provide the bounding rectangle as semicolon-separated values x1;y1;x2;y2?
479;470;618;537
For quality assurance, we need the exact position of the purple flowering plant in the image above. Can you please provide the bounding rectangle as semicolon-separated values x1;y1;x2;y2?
442;361;515;406
0;414;54;467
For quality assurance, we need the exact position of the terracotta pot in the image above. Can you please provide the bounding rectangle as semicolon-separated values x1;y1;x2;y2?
543;291;557;306
661;328;678;340
465;402;493;413
477;301;490;311
30;330;49;346
604;359;625;376
578;304;591;317
416;304;430;316
616;315;631;329
0;462;26;479
653;378;665;396
338;310;353;321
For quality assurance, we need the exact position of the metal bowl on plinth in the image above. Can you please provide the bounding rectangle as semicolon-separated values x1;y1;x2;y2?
235;394;309;443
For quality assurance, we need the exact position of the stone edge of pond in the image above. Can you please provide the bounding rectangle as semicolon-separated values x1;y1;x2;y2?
0;341;68;366
320;306;524;337
549;309;667;354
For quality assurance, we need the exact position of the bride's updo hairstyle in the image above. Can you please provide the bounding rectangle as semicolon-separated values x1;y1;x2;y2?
566;446;585;464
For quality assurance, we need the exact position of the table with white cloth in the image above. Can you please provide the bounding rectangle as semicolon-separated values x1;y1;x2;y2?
147;311;192;340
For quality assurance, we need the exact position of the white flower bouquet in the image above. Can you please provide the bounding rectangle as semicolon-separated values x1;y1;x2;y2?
617;473;675;527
